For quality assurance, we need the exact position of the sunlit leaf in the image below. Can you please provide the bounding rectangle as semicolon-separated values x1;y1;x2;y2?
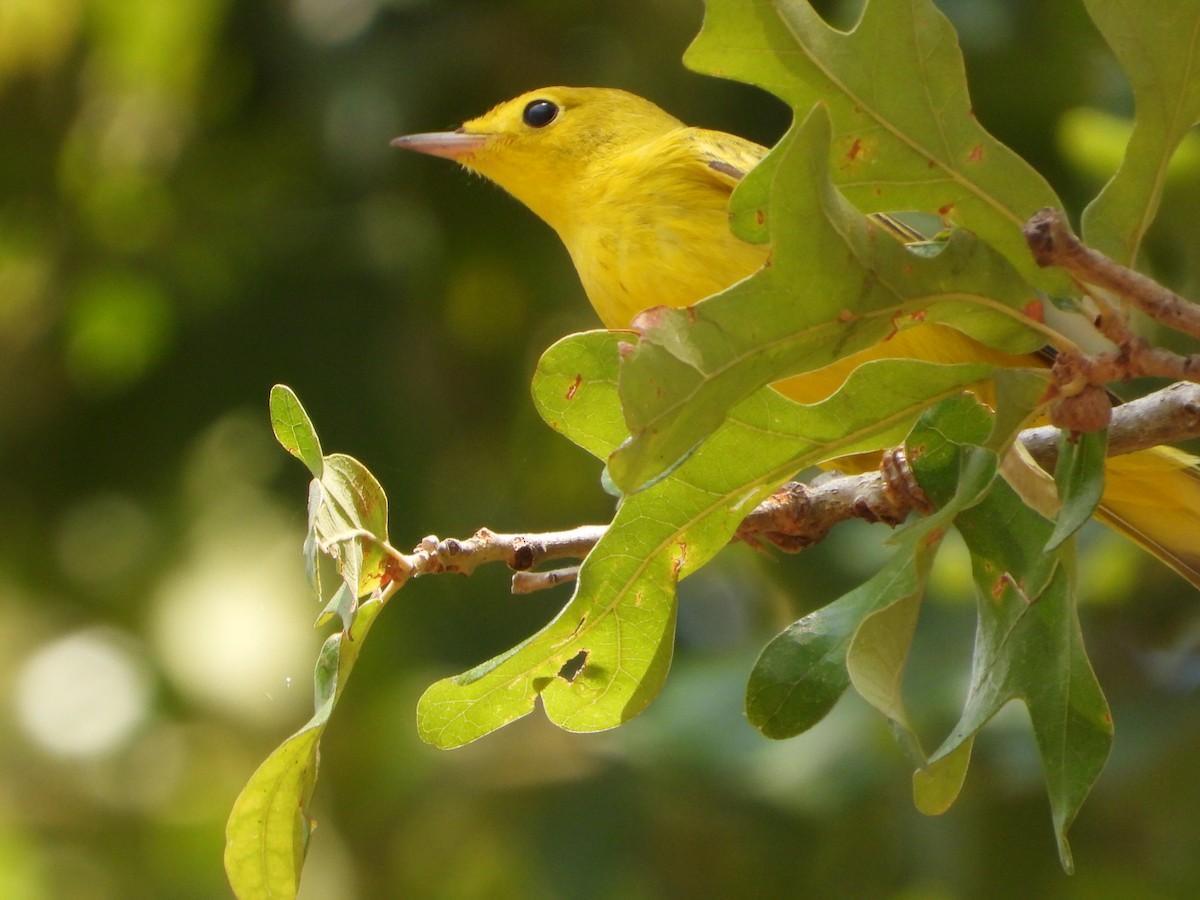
225;596;385;899
271;386;392;627
303;479;323;599
229;390;407;895
419;359;995;748
270;384;324;478
314;582;356;631
315;453;391;615
531;330;629;460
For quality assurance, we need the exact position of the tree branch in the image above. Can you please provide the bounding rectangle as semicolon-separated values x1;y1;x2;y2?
396;382;1200;592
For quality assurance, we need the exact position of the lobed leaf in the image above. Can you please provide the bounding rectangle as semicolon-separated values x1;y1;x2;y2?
909;405;1113;875
686;0;1067;290
610;104;1047;493
1080;0;1200;264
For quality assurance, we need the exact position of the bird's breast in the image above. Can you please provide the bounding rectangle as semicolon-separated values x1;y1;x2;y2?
564;187;768;330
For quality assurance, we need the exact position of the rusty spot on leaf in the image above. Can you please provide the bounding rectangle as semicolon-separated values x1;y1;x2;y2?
673;542;688;577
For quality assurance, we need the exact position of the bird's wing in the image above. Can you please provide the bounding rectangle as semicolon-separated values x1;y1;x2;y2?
682;128;770;189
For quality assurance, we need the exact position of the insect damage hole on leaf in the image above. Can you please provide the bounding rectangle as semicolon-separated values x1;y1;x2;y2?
558;650;589;684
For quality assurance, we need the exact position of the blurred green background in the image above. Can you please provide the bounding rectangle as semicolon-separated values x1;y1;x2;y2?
3;0;1200;897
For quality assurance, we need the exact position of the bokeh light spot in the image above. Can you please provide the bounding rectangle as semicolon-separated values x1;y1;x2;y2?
151;545;317;725
15;628;152;759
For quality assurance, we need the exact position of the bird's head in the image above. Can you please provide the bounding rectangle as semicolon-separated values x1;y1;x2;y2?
392;87;685;234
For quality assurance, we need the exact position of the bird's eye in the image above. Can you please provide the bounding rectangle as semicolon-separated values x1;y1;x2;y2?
522;99;559;128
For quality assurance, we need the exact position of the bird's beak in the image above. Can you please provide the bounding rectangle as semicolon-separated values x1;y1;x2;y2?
390;130;488;161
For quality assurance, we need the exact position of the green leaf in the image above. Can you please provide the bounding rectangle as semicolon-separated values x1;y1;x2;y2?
270;384;323;478
846;584;926;762
939;557;1111;874
314;582;356;631
910;414;1112;875
225;595;386;899
531;330;629;460
610;104;1047;493
1080;0;1200;264
983;368;1052;453
913;739;973;815
748;549;923;740
314;453;391;620
1046;429;1108;552
750;401;999;742
303;479;323;600
686;0;1066;291
420;359;995;749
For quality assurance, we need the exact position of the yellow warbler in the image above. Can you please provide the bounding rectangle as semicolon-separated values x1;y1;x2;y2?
394;86;1200;587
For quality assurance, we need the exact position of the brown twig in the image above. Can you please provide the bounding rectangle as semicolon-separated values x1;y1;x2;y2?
1022;208;1200;431
411;525;607;578
1024;207;1200;339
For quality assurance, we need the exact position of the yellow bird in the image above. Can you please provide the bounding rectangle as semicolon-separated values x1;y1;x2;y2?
393;86;1200;588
